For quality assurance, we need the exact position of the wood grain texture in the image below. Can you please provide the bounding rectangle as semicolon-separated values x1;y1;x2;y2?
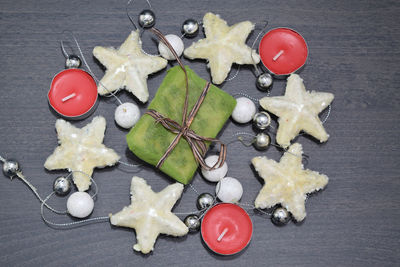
0;0;399;266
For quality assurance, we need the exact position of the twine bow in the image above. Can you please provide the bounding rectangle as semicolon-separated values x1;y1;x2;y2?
146;28;227;171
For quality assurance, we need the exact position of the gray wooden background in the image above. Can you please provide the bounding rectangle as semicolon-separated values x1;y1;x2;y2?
0;0;399;266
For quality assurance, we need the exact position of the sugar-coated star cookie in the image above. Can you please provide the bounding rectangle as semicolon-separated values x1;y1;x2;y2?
252;143;329;221
110;177;188;254
44;116;120;191
93;30;167;103
184;12;260;84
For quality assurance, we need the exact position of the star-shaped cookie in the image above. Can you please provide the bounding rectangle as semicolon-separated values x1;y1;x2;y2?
184;12;260;84
252;143;328;221
93;30;167;103
259;74;334;148
44;116;120;191
110;176;188;254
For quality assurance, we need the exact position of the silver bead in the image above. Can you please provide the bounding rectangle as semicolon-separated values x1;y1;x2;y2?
256;73;273;91
53;176;71;196
184;214;201;232
196;193;214;210
253;112;271;130
138;9;155;28
254;133;270;150
271;207;291;226
181;19;199;37
2;159;20;178
65;55;81;69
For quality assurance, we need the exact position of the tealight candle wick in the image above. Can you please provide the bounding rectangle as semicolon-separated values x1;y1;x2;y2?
273;50;284;61
62;93;76;102
217;228;229;242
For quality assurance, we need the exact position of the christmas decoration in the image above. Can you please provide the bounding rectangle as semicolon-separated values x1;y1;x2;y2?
44;116;120;191
184;12;260;84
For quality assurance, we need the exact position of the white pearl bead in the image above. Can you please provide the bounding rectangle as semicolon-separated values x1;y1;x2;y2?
216;177;243;203
231;97;256;123
67;192;94;218
114;102;141;129
201;155;228;182
158;34;184;60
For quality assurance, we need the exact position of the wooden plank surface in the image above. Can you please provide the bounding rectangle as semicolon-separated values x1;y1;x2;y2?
0;0;399;266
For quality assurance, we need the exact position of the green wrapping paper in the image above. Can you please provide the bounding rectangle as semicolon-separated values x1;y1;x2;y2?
126;66;236;184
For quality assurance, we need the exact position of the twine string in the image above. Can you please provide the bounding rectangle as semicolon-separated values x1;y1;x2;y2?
145;27;227;171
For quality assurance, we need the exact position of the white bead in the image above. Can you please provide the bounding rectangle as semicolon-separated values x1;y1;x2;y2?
201;155;228;182
67;192;94;218
216;177;243;203
231;97;256;123
114;102;141;129
158;34;184;60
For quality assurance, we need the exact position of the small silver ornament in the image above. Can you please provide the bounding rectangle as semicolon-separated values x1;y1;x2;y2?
53;176;71;196
138;9;155;28
271;207;291;226
197;193;214;210
253;112;271;130
256;73;273;91
2;159;20;178
184;214;201;232
254;133;271;150
181;19;199;37
65;55;81;69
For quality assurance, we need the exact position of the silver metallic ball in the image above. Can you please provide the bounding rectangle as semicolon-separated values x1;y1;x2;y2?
254;133;271;150
271;207;291;226
65;55;81;69
256;73;273;91
253;112;271;130
196;193;214;210
138;9;155;28
2;159;20;178
53;176;71;196
184;214;201;232
181;19;199;37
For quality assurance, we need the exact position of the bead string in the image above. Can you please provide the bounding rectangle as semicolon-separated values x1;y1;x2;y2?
251;20;269;77
126;0;162;57
126;0;153;31
233;93;260;103
60;31;123;105
118;160;142;169
41;191;109;229
224;66;241;82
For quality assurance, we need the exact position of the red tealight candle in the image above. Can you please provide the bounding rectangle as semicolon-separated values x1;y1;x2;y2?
259;28;308;77
201;203;253;255
48;69;98;119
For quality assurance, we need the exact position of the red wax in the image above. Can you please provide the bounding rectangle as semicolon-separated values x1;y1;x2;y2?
259;28;308;76
48;69;98;119
201;203;253;255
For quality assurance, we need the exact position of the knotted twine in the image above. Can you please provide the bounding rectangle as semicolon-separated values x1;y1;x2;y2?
146;28;226;171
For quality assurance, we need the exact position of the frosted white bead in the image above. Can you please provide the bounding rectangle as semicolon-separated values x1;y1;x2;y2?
158;34;184;60
216;177;243;203
67;192;94;218
201;155;228;182
231;97;256;123
114;103;141;129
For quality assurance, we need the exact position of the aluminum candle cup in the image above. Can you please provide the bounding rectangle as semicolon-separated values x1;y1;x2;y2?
201;203;253;255
259;28;308;78
48;69;98;120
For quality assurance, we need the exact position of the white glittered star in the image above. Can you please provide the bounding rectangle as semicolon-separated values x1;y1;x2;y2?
259;74;334;148
252;143;328;221
44;116;120;191
184;12;260;84
110;176;188;254
93;30;167;103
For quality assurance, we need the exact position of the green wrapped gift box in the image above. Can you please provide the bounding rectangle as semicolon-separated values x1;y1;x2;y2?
126;66;236;184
